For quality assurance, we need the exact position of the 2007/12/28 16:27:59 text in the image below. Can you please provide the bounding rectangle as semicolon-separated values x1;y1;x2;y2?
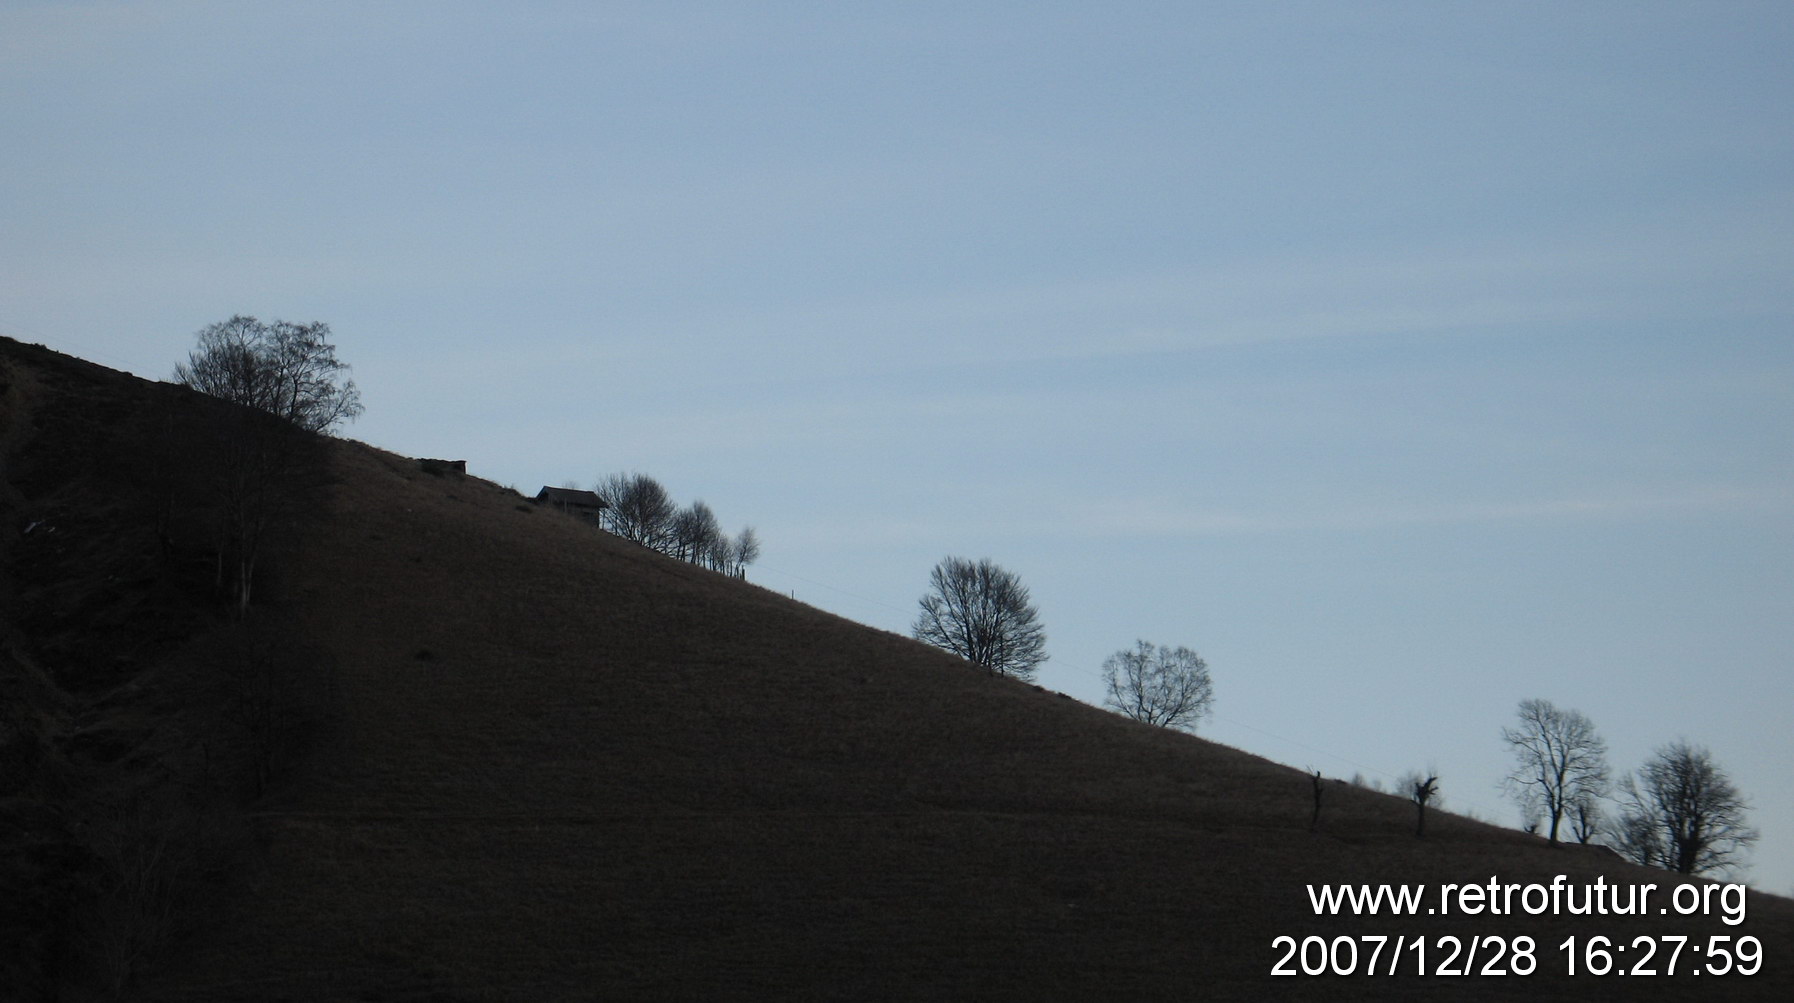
1271;934;1764;976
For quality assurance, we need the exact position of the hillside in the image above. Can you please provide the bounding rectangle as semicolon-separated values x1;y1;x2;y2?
3;337;1788;1000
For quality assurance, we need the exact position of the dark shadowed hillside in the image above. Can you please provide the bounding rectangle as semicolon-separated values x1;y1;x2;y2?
1;337;340;1000
3;337;1788;1001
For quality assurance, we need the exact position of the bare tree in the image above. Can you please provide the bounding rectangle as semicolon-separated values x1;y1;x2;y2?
731;526;761;576
596;472;676;550
671;500;721;564
1308;769;1325;832
174;315;362;433
1402;773;1440;838
913;556;1047;681
1500;699;1609;845
84;791;199;995
173;316;361;612
593;473;763;576
1611;741;1756;877
1605;807;1665;869
1569;798;1602;846
700;533;729;572
1101;640;1213;732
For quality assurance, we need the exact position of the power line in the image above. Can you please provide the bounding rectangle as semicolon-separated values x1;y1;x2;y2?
751;561;914;621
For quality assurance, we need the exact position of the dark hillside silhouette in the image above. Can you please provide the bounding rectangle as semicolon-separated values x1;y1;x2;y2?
3;337;1789;1000
2;337;337;997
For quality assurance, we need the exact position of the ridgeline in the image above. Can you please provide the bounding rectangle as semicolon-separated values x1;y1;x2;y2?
2;337;1786;1000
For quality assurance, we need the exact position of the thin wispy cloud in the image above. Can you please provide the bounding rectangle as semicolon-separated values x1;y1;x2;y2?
772;485;1792;554
1071;485;1794;541
563;197;1794;391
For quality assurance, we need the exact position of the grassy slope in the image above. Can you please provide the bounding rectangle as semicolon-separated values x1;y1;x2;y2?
3;340;1783;1000
149;436;1791;1001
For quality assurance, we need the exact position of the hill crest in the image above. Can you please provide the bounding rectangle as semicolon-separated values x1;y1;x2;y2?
2;336;1786;1000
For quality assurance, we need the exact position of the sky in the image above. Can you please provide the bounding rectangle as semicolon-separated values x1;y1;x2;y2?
4;1;1790;893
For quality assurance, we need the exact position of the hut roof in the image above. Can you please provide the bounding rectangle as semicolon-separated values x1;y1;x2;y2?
535;486;608;509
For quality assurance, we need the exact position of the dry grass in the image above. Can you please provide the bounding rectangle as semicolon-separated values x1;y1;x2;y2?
133;438;1792;1000
5;338;1786;1000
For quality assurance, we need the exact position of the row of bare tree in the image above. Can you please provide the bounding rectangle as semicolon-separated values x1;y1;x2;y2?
912;556;1217;732
909;557;1753;877
1501;697;1756;877
175;321;765;587
593;471;759;575
905;560;1755;878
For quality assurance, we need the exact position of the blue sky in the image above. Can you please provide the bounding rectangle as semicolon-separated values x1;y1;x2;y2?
4;1;1791;892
